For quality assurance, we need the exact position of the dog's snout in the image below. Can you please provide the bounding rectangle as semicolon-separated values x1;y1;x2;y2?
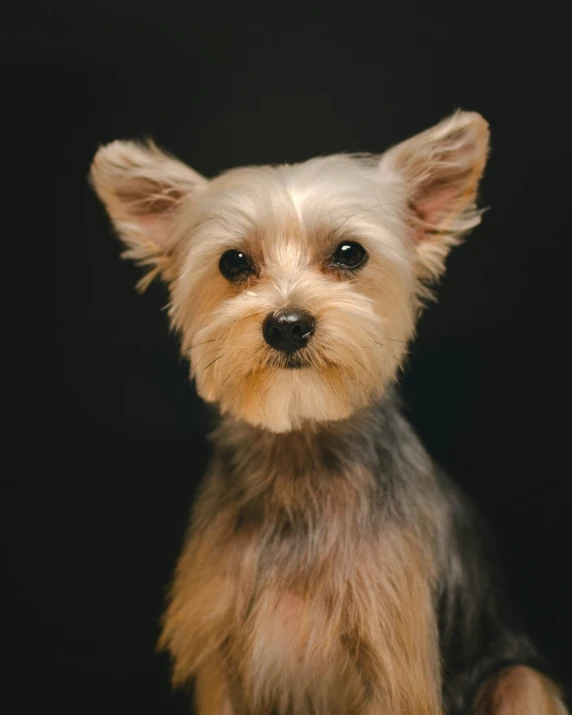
263;310;315;353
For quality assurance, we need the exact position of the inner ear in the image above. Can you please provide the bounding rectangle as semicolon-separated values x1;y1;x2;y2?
380;110;490;279
110;174;191;250
90;140;208;289
411;134;487;237
115;176;189;217
412;181;471;243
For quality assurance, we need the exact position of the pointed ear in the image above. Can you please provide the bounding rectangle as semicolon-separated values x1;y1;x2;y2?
380;111;490;281
89;140;207;290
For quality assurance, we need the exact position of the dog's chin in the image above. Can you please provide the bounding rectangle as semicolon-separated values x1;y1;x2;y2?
199;363;382;434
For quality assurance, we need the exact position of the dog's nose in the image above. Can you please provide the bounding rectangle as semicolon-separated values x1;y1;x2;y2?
262;310;315;353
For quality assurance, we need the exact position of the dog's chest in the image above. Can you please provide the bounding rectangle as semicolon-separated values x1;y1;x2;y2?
218;464;376;681
217;514;366;713
164;449;439;713
237;586;361;713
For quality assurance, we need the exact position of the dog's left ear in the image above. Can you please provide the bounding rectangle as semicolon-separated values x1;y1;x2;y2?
90;140;207;290
380;110;490;281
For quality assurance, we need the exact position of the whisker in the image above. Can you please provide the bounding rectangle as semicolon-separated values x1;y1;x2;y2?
204;355;225;371
221;370;237;387
187;338;219;349
193;348;225;367
223;356;270;389
193;346;227;358
377;336;408;344
221;357;258;387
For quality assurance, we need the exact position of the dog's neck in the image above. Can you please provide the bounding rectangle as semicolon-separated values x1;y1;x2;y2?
193;387;438;577
205;386;434;528
212;398;390;479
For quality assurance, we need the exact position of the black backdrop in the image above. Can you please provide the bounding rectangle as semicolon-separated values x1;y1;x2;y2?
4;1;571;713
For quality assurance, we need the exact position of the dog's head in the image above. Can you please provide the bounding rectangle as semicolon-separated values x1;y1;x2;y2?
90;111;489;432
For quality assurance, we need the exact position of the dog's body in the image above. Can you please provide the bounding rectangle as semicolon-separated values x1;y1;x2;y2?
90;111;568;714
158;394;563;715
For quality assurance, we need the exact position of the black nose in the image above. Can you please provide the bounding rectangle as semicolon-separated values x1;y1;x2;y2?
262;310;315;353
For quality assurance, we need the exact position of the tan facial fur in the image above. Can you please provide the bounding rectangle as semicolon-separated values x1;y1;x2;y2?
90;111;489;433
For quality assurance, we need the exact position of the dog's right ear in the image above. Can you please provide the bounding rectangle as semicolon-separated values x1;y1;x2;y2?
89;140;207;290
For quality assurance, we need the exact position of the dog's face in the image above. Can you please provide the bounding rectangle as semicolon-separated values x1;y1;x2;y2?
91;112;489;432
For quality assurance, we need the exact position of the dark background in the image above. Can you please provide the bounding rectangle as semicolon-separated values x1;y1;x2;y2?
4;1;571;713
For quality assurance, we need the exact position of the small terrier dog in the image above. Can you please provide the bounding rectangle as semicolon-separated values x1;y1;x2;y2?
91;111;567;714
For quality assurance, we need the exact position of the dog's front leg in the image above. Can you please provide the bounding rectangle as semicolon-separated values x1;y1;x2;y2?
346;535;444;715
194;653;235;715
470;666;568;715
347;630;443;715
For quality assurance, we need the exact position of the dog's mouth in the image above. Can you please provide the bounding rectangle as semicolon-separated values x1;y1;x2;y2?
267;350;312;369
284;354;309;369
273;351;337;370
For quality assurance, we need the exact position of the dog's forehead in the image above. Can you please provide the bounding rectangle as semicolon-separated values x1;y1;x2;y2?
203;155;401;260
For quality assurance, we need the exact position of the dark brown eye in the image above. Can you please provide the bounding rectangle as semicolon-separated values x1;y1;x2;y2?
331;241;367;269
219;249;253;281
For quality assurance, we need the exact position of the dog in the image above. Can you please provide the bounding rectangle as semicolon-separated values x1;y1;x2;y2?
90;111;568;714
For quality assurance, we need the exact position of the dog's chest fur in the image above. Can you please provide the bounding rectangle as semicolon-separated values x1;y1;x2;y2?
160;400;443;714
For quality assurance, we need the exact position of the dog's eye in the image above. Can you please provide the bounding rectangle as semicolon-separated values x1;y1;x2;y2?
331;241;367;269
219;250;253;281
